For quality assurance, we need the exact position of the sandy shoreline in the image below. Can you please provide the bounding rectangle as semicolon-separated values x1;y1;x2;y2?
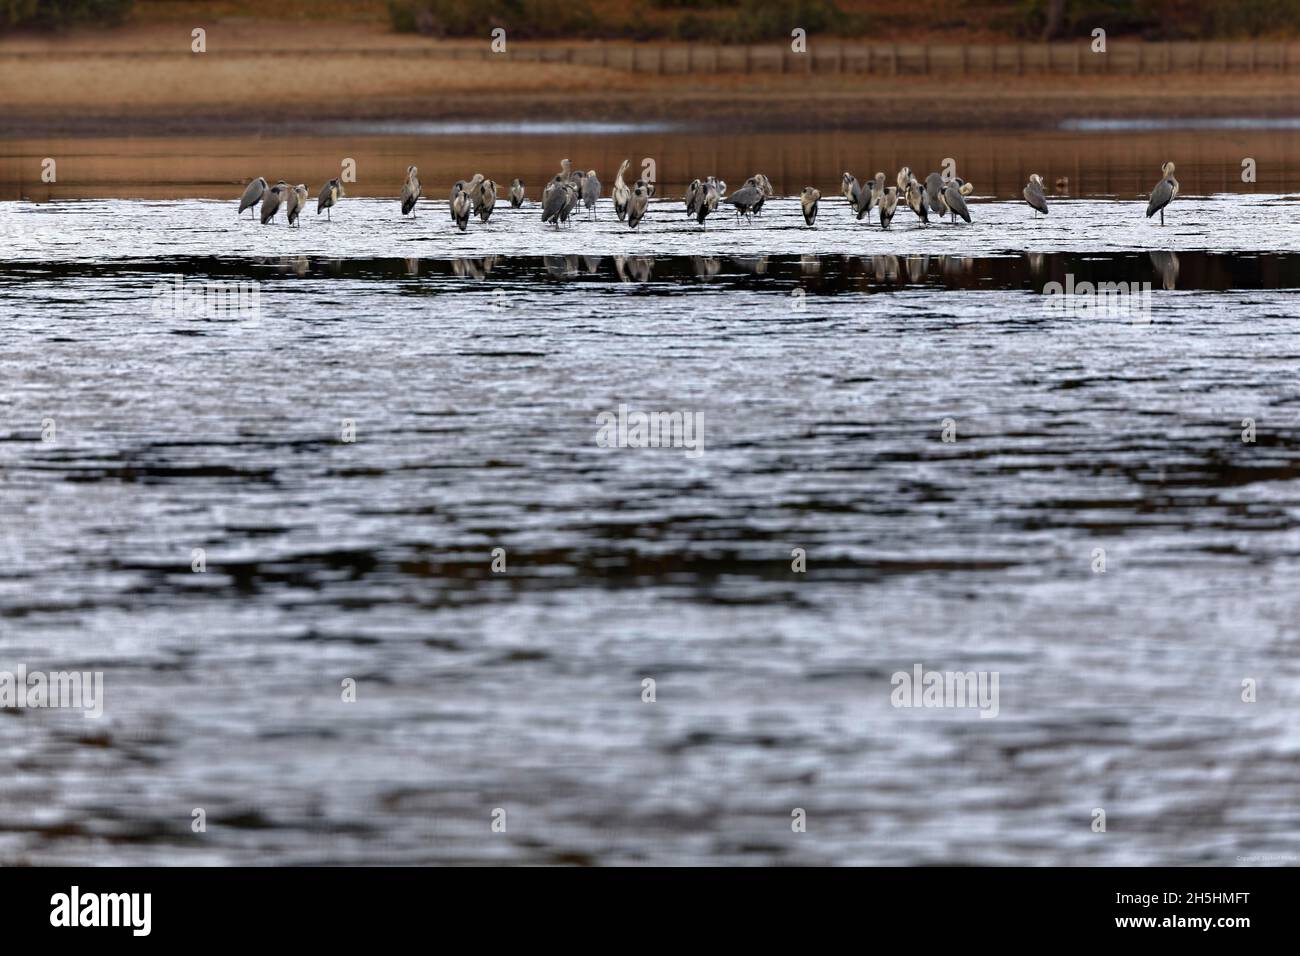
3;21;1299;134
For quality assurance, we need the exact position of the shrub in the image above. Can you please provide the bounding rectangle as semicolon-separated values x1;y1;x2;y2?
390;0;598;38
0;0;134;29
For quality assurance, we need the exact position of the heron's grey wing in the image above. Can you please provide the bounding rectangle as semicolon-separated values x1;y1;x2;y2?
1025;183;1049;213
238;179;263;212
945;186;971;222
261;190;282;221
1146;179;1173;218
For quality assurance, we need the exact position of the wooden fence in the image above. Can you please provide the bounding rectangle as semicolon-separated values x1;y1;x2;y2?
5;40;1296;75
438;41;1300;76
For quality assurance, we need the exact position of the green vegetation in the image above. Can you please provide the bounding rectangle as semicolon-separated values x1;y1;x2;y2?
0;0;134;29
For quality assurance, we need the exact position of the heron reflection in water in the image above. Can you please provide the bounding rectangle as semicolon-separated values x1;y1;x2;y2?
615;256;654;282
1150;251;1180;290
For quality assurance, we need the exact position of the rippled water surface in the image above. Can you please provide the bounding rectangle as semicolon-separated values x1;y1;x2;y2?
2;191;1299;866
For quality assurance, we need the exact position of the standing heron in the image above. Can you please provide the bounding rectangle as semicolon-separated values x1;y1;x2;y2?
841;172;858;203
905;179;929;225
541;180;576;228
238;177;267;217
581;170;601;219
925;172;948;217
859;172;886;222
800;186;820;226
943;178;971;223
696;180;719;226
627;180;650;229
750;174;774;215
260;180;288;224
317;177;344;220
1023;173;1049;216
1146;161;1179;226
896;166;913;193
559;179;580;224
286;183;308;227
509;178;525;207
401;165;421;217
450;175;483;218
879;186;899;229
725;179;763;221
477;179;497;223
451;183;472;232
844;174;868;218
684;178;702;218
465;173;486;212
612;159;632;221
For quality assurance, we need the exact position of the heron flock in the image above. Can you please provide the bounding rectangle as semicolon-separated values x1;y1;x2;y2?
235;158;1181;230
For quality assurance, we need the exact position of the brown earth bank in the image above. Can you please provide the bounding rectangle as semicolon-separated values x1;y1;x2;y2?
2;20;1297;134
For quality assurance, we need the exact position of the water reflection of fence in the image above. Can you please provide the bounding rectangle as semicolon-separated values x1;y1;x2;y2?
455;42;1300;76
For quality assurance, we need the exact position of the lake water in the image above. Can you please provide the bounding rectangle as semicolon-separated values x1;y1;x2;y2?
2;158;1299;865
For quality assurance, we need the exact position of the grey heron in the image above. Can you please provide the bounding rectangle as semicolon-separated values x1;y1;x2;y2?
841;172;857;203
879;186;898;229
509;178;525;207
401;165;421;217
478;179;497;223
684;178;702;218
559;179;580;224
627;179;650;229
540;178;562;223
800;186;820;226
696;180;719;226
896;166;912;192
260;180;287;224
942;178;971;223
451;183;472;232
541;180;577;227
612;159;632;221
317;178;344;220
286;184;308;227
1146;161;1179;226
450;174;483;219
843;174;869;218
1023;173;1049;216
581;170;601;219
465;173;485;211
238;177;267;217
924;172;948;217
750;174;774;215
904;180;929;225
859;172;885;222
725;180;763;221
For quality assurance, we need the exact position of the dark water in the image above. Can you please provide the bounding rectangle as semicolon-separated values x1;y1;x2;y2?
2;192;1300;865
